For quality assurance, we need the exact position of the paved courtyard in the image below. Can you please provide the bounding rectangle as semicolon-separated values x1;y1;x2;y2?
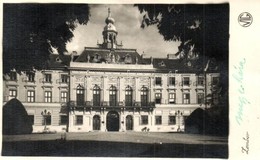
2;132;228;158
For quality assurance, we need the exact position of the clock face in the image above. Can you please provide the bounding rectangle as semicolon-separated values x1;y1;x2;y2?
108;24;112;29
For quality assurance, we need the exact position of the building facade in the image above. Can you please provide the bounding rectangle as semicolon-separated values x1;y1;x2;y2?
3;9;220;133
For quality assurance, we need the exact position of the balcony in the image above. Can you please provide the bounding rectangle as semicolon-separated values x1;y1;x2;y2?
67;101;155;109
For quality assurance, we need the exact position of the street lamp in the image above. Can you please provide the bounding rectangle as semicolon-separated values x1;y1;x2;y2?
41;109;51;132
175;110;183;132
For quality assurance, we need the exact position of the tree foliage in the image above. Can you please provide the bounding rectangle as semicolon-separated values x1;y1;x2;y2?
134;4;229;62
3;4;90;73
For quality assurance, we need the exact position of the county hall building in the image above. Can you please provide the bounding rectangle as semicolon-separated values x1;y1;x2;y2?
3;9;220;133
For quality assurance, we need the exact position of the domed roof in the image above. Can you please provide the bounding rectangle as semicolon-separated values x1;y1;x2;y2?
105;17;115;24
104;23;117;32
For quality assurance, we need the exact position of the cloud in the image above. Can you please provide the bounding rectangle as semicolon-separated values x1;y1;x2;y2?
66;4;179;58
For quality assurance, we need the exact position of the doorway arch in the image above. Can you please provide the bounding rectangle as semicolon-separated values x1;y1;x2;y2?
93;115;101;130
126;115;133;130
106;111;119;131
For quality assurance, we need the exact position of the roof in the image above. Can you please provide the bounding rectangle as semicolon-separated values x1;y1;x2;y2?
73;47;142;64
47;48;219;74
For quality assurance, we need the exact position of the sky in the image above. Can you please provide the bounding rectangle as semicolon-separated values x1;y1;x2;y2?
66;4;180;58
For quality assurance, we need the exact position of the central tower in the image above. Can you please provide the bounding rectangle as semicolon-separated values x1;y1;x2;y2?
99;8;122;49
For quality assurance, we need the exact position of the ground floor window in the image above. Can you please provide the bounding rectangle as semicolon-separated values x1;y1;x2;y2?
168;116;176;125
60;115;68;125
155;116;162;125
75;115;83;125
141;115;148;125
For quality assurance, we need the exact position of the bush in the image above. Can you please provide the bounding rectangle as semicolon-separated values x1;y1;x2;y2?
3;98;33;135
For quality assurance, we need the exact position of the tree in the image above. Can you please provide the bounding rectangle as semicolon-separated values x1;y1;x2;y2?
3;4;90;73
134;4;229;63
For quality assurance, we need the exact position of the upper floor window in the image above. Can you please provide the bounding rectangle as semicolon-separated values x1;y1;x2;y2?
44;91;52;103
27;90;35;102
125;86;133;106
183;77;190;86
93;85;101;106
212;77;219;85
10;72;17;81
9;89;17;100
61;74;69;83
76;85;85;106
183;93;190;104
197;93;204;104
141;87;148;106
169;77;176;86
61;91;68;103
109;85;117;106
155;77;162;85
155;93;162;104
197;76;204;86
45;74;52;83
169;93;176;104
26;72;35;82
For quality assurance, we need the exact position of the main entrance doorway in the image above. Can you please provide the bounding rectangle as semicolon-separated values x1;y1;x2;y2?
93;115;101;130
106;111;119;131
126;115;133;130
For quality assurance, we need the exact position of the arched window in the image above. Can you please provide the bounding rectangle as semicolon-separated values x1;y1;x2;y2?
76;85;85;106
93;85;101;106
125;86;133;106
141;87;148;106
109;85;117;106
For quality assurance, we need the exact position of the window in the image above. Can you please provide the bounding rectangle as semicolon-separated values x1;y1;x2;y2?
141;115;148;125
28;115;34;125
10;72;17;81
60;115;68;125
155;93;162;104
155;77;162;85
212;93;219;104
27;90;35;102
155;116;162;125
169;77;176;86
141;87;148;106
26;72;35;82
43;115;51;125
212;77;219;85
169;93;176;104
109;85;117;106
9;89;17;100
45;74;52;83
197;93;204;104
183;93;190;104
169;116;176;125
61;74;69;83
75;115;83;125
183;77;190;86
125;86;133;106
93;85;101;106
76;85;85;106
61;91;68;103
45;91;52;103
197;76;204;86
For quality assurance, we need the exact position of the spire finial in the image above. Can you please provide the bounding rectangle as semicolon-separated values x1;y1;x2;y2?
108;8;111;17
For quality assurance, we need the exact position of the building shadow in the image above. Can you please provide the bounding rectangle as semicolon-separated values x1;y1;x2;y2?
2;139;228;158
